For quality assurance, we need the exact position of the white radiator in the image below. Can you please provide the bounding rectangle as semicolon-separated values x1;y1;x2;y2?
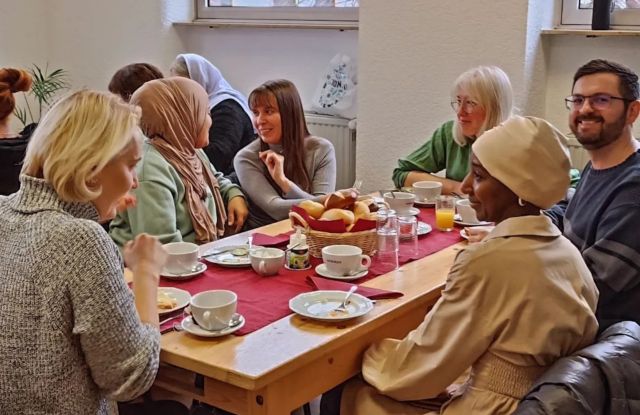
305;113;356;190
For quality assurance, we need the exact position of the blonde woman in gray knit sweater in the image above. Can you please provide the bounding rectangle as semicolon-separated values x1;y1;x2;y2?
0;90;168;414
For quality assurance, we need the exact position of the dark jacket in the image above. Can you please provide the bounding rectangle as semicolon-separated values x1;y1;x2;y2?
514;321;640;415
202;99;255;185
0;123;36;196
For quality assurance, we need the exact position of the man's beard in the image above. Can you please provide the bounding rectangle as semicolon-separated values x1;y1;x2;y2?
571;112;626;151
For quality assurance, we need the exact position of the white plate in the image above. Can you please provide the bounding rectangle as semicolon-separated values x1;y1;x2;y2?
181;314;245;338
315;263;368;281
417;221;432;236
203;245;251;268
157;287;191;315
289;290;374;322
454;214;492;227
161;261;207;280
460;229;469;240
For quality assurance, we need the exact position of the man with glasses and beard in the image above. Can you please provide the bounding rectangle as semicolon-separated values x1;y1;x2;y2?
547;59;640;331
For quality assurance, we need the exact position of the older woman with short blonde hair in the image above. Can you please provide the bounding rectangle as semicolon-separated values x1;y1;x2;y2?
392;66;514;195
0;90;168;414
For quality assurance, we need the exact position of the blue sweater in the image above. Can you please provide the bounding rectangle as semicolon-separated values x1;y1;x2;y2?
547;150;640;330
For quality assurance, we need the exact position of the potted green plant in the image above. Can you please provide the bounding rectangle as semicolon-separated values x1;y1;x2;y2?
14;64;70;128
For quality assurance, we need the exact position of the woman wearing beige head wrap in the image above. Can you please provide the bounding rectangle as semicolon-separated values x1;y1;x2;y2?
110;77;248;246
334;116;599;415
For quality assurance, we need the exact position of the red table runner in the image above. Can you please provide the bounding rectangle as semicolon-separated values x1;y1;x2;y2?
160;207;463;335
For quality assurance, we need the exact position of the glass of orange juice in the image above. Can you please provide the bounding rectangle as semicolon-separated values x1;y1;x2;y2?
435;196;455;231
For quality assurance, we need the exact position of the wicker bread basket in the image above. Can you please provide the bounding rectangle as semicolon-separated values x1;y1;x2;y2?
289;211;377;258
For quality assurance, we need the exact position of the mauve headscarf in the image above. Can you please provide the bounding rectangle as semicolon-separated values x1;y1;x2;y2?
130;77;227;243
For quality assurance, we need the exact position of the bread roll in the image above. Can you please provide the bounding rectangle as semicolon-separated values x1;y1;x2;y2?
324;191;357;210
298;200;325;219
320;208;355;225
353;201;370;218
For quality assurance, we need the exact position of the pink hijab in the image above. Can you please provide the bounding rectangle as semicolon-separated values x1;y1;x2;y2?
131;77;226;243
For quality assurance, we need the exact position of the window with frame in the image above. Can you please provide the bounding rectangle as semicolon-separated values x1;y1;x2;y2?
197;0;359;28
561;0;640;26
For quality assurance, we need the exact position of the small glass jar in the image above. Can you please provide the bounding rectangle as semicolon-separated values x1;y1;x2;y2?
287;244;310;270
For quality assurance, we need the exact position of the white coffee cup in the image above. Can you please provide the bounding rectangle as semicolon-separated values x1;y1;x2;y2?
456;199;479;224
163;242;199;274
412;181;443;203
322;244;371;276
250;247;285;276
383;191;415;215
190;290;237;331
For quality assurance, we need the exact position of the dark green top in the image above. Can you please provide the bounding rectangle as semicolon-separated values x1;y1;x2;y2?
392;121;470;188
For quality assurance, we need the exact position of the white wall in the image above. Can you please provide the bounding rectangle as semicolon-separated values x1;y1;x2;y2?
180;27;358;109
0;0;48;130
356;0;546;190
0;1;47;66
47;0;192;91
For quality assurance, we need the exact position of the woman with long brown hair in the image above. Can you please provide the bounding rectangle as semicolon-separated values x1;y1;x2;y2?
234;79;337;229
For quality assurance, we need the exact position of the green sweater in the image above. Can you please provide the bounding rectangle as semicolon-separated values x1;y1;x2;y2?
109;142;244;247
392;121;470;188
392;120;582;189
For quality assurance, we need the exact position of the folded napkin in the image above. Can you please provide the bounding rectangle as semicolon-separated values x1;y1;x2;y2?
306;276;403;299
251;231;293;247
160;313;183;334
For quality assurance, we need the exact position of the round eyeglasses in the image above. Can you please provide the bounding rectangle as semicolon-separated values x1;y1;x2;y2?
451;99;480;114
564;94;633;111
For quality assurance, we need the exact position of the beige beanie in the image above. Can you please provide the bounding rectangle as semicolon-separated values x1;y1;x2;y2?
471;116;571;209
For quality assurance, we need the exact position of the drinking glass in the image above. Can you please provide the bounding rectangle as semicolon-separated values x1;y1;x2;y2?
398;214;419;258
435;196;455;231
375;208;399;273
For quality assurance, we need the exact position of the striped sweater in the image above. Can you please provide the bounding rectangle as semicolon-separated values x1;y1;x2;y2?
547;150;640;331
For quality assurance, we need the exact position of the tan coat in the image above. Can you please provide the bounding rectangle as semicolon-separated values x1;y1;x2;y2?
342;215;599;415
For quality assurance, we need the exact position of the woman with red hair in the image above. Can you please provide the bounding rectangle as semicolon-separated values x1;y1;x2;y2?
0;67;33;195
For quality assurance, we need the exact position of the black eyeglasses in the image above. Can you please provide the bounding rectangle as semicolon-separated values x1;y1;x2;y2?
564;93;633;111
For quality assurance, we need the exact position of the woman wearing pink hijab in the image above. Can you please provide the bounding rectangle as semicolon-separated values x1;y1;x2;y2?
110;77;249;246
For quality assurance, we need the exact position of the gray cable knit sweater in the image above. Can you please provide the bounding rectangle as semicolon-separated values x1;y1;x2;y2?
0;176;160;414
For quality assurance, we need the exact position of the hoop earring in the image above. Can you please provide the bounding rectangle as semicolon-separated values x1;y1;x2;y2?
518;198;526;207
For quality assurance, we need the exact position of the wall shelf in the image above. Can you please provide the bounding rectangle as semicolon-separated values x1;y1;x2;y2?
542;28;640;37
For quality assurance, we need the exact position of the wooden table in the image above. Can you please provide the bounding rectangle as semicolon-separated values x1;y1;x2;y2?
153;220;463;414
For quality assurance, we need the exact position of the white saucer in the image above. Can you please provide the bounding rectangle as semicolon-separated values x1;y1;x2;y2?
284;264;312;271
454;214;491;227
460;229;469;240
417;221;432;236
181;314;245;338
315;263;368;281
414;199;436;207
397;207;420;216
161;262;207;280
